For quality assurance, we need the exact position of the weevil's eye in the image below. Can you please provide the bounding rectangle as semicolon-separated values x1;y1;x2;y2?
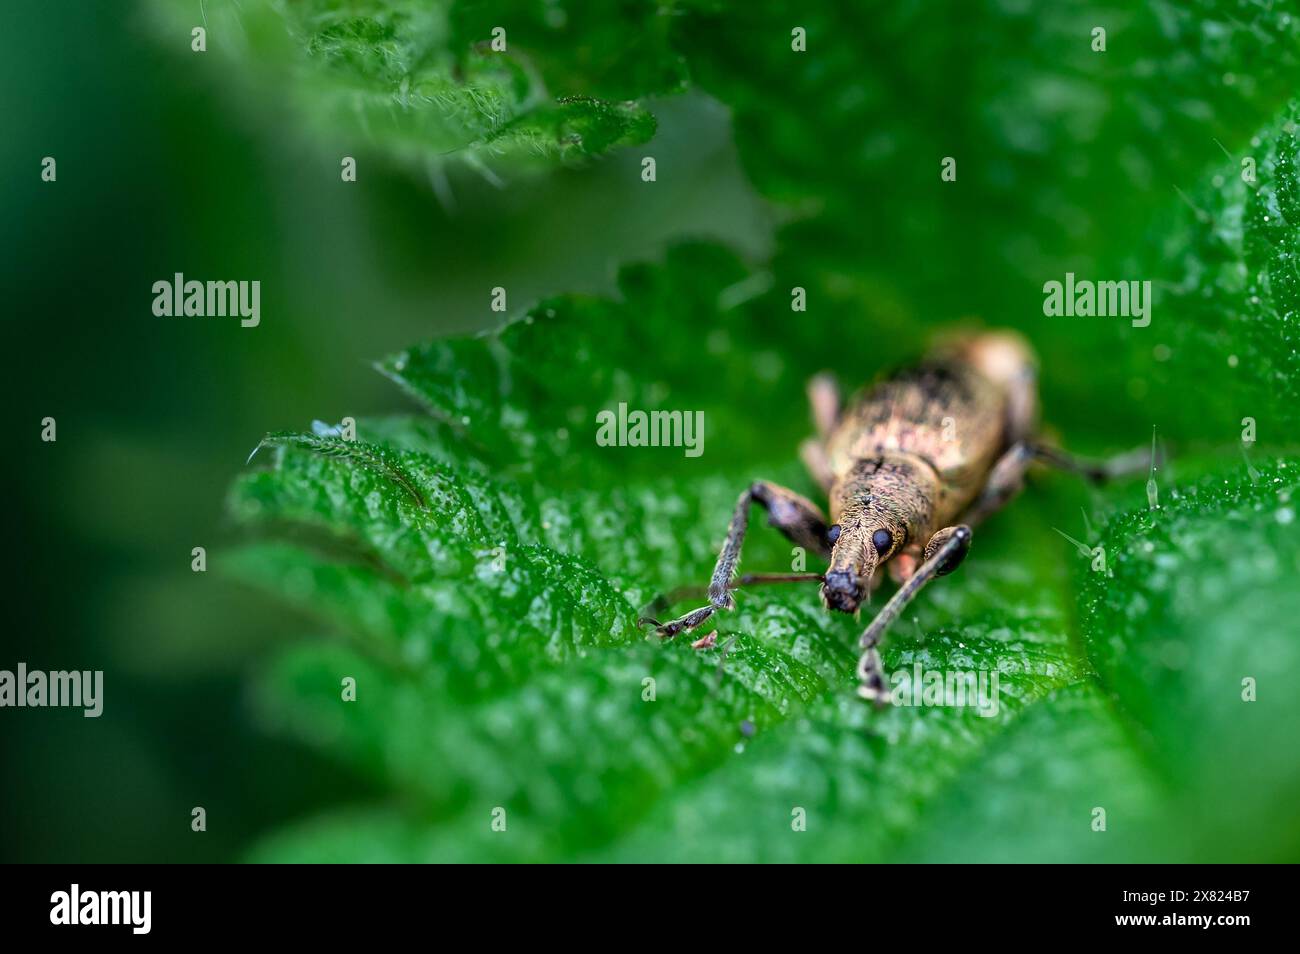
872;528;894;555
827;524;842;544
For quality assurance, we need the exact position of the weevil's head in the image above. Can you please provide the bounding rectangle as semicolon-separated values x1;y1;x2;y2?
821;514;907;613
821;457;936;614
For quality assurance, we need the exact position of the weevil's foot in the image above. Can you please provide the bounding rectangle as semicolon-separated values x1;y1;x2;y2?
640;603;716;639
856;680;889;710
855;648;889;709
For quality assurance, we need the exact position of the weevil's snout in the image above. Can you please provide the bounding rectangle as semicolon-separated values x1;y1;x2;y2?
821;570;863;613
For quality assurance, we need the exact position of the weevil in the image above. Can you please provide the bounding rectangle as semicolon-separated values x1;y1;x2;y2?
639;330;1150;703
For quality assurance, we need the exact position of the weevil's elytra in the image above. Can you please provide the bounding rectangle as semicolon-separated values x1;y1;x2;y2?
639;329;1149;704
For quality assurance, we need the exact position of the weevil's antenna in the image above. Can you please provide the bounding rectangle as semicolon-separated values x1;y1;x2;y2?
637;573;824;631
856;527;971;702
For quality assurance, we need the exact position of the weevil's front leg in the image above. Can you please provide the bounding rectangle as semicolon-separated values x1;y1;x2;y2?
800;438;835;492
801;373;843;492
1032;442;1160;482
857;525;972;704
807;372;843;441
641;481;831;638
963;441;1035;527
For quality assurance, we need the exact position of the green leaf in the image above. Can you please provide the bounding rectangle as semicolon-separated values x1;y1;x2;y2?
372;243;806;483
228;236;1300;861
145;0;667;171
1130;100;1300;434
448;0;688;101
1080;462;1300;860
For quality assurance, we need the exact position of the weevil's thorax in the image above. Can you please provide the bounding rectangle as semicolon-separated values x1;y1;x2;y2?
829;455;939;544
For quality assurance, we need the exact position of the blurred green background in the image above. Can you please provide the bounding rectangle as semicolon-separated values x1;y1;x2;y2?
3;0;1298;862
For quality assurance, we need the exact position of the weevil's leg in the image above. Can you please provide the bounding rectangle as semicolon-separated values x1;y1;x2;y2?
640;481;831;638
964;439;1159;532
957;438;1157;535
800;438;835;493
1004;367;1039;445
856;525;972;703
1032;442;1160;483
856;636;888;708
962;441;1036;527
807;372;842;441
802;372;842;493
